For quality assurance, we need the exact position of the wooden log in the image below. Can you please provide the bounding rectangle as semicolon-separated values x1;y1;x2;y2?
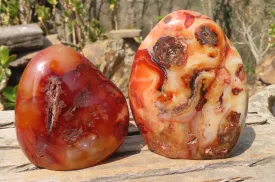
106;29;141;39
9;34;61;68
0;24;44;52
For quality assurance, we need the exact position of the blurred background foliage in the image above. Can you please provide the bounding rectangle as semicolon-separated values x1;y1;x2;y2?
0;0;273;64
0;0;112;50
0;0;274;110
0;46;17;109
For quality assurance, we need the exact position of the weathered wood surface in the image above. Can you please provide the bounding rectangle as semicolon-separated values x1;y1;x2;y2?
0;24;44;52
1;86;275;181
9;34;61;68
106;29;141;39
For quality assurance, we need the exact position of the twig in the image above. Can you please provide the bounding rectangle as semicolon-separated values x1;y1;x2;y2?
261;43;271;58
0;68;8;93
234;3;271;64
232;42;246;45
252;34;261;41
248;16;258;32
259;24;267;54
72;21;76;45
61;41;81;49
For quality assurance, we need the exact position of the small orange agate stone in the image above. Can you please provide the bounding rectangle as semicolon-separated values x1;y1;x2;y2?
15;45;129;170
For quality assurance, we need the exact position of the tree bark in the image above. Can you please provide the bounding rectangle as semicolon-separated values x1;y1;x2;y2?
207;0;213;19
200;0;207;16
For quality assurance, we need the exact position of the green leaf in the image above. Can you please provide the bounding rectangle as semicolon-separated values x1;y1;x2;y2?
13;85;18;93
36;6;50;21
96;63;101;69
0;3;6;12
76;2;83;10
157;15;164;22
3;86;16;103
6;54;17;66
0;68;2;81
63;10;70;17
0;46;9;66
47;0;57;5
108;0;117;5
3;101;15;108
2;14;10;25
70;0;77;4
67;22;73;33
5;68;11;77
2;54;16;67
8;1;19;18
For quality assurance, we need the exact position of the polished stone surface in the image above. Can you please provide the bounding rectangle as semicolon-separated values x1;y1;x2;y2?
15;45;129;170
129;10;248;159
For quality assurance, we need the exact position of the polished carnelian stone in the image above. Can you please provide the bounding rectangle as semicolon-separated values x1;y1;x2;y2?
15;44;129;170
129;10;248;159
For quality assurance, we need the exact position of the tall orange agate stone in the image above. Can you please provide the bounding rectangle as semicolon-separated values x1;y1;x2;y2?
129;10;248;159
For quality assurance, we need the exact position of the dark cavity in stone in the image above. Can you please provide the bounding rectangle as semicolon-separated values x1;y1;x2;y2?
268;95;275;117
189;72;200;98
227;111;241;124
232;88;243;95
195;26;218;47
44;76;65;132
235;64;245;81
195;83;207;111
219;92;224;105
153;36;187;69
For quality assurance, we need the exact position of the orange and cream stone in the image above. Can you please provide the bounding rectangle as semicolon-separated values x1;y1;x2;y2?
129;10;248;159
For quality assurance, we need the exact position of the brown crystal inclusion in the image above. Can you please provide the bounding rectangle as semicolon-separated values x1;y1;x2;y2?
45;76;66;132
235;64;245;81
204;146;228;158
232;88;243;95
195;26;218;47
203;111;241;159
61;128;83;144
227;111;241;124
153;36;187;69
219;111;241;144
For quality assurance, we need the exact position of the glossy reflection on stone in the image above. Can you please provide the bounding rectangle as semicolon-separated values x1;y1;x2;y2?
15;44;129;170
129;10;248;159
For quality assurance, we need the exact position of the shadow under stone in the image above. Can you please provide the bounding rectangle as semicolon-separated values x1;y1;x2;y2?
95;124;144;167
229;125;256;157
268;95;275;116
